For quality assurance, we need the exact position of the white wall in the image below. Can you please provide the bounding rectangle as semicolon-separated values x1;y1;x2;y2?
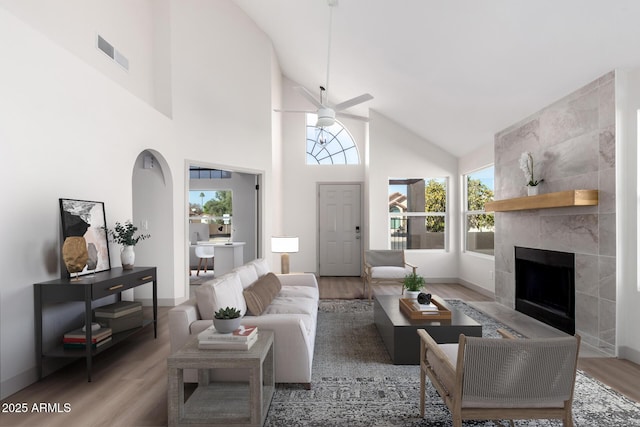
0;0;166;114
0;8;174;397
0;0;281;398
615;69;640;364
368;110;459;280
168;0;277;292
458;142;495;295
280;78;366;273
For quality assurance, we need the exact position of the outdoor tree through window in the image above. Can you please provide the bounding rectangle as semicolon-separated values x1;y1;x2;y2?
464;166;494;255
389;178;447;250
189;190;233;238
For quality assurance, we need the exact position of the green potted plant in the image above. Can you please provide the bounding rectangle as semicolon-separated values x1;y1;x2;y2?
213;306;242;333
103;221;150;270
403;272;425;299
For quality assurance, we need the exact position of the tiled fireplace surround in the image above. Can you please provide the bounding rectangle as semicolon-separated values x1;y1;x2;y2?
494;71;616;355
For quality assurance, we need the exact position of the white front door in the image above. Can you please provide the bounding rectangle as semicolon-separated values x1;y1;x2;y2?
318;184;362;276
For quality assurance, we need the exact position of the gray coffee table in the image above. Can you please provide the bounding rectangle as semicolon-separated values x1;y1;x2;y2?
167;330;274;427
374;295;482;364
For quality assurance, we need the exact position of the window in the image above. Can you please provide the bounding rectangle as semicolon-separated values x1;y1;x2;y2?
188;190;233;237
464;165;494;256
306;113;359;164
189;168;232;180
389;178;447;250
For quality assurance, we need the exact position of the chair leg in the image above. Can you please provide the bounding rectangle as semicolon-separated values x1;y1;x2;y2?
203;258;208;273
362;276;367;300
563;411;574;427
196;258;203;276
419;370;426;417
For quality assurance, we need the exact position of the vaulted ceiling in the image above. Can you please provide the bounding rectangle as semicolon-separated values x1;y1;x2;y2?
234;0;640;157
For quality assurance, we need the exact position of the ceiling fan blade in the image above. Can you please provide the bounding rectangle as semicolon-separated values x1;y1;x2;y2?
333;93;373;111
274;108;315;113
294;86;324;109
336;111;369;122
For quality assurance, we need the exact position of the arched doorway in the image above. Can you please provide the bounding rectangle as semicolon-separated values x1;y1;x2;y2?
132;149;173;304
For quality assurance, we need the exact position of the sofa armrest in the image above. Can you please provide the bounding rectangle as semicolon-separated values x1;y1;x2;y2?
168;299;200;353
276;272;318;288
241;314;315;384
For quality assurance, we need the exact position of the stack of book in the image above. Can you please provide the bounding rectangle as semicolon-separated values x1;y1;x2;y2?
63;327;112;349
94;301;143;334
198;325;258;350
413;301;440;314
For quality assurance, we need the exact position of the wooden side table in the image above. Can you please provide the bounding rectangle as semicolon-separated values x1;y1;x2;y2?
167;330;275;427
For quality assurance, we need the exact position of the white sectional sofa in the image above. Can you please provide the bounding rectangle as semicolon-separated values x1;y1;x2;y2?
168;258;319;388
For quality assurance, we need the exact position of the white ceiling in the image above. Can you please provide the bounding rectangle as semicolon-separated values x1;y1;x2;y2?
233;0;640;158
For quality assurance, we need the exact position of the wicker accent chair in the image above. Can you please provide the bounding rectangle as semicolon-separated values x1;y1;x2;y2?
418;329;581;427
362;250;416;300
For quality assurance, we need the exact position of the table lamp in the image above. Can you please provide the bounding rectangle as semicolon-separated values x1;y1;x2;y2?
271;236;299;274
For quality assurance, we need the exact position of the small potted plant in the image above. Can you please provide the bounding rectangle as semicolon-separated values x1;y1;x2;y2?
213;306;242;333
103;221;150;270
403;272;425;299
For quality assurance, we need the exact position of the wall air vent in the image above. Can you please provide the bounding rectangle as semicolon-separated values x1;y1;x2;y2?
96;34;129;71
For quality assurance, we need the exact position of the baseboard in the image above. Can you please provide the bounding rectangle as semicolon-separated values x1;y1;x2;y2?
424;277;458;284
618;345;640;365
456;278;495;299
1;367;38;400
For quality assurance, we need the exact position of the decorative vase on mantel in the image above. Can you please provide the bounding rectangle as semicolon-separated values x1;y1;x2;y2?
527;185;539;196
120;245;135;270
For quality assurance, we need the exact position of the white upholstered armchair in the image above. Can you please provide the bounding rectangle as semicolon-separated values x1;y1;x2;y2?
418;328;581;427
362;250;416;300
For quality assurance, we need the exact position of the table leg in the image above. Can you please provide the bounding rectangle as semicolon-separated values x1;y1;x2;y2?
167;367;183;427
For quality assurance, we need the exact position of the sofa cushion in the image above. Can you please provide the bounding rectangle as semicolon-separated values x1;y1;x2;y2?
248;258;270;277
243;272;282;315
234;264;259;289
265;296;318;316
195;272;247;319
277;285;320;300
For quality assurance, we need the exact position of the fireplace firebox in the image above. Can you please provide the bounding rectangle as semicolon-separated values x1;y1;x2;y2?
515;247;575;334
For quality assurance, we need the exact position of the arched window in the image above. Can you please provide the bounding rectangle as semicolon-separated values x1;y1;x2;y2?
306;113;359;165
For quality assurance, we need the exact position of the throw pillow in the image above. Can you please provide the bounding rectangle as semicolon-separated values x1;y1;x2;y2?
249;258;270;277
195;272;246;319
234;264;259;289
243;272;282;315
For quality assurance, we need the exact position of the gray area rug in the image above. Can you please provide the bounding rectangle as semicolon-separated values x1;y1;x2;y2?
265;299;640;426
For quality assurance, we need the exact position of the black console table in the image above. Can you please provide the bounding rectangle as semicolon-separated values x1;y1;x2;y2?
34;267;157;382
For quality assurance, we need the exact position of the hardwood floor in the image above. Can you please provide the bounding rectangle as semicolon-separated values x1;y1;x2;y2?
1;278;637;426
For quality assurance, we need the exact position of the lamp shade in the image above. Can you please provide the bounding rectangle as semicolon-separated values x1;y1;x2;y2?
271;236;299;253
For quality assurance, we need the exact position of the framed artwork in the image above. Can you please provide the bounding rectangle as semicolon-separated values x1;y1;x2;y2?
59;198;111;277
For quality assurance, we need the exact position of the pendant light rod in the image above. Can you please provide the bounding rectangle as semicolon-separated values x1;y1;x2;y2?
324;0;336;106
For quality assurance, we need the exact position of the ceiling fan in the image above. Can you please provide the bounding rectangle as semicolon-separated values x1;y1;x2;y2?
275;0;373;127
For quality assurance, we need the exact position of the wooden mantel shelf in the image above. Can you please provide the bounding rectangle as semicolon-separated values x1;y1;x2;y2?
484;190;598;212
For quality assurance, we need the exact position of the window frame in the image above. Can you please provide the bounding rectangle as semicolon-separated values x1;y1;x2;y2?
462;165;495;258
305;113;360;165
388;177;449;252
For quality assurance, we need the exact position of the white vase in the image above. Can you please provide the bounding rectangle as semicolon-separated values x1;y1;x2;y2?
527;186;539;196
120;245;135;270
405;290;420;300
